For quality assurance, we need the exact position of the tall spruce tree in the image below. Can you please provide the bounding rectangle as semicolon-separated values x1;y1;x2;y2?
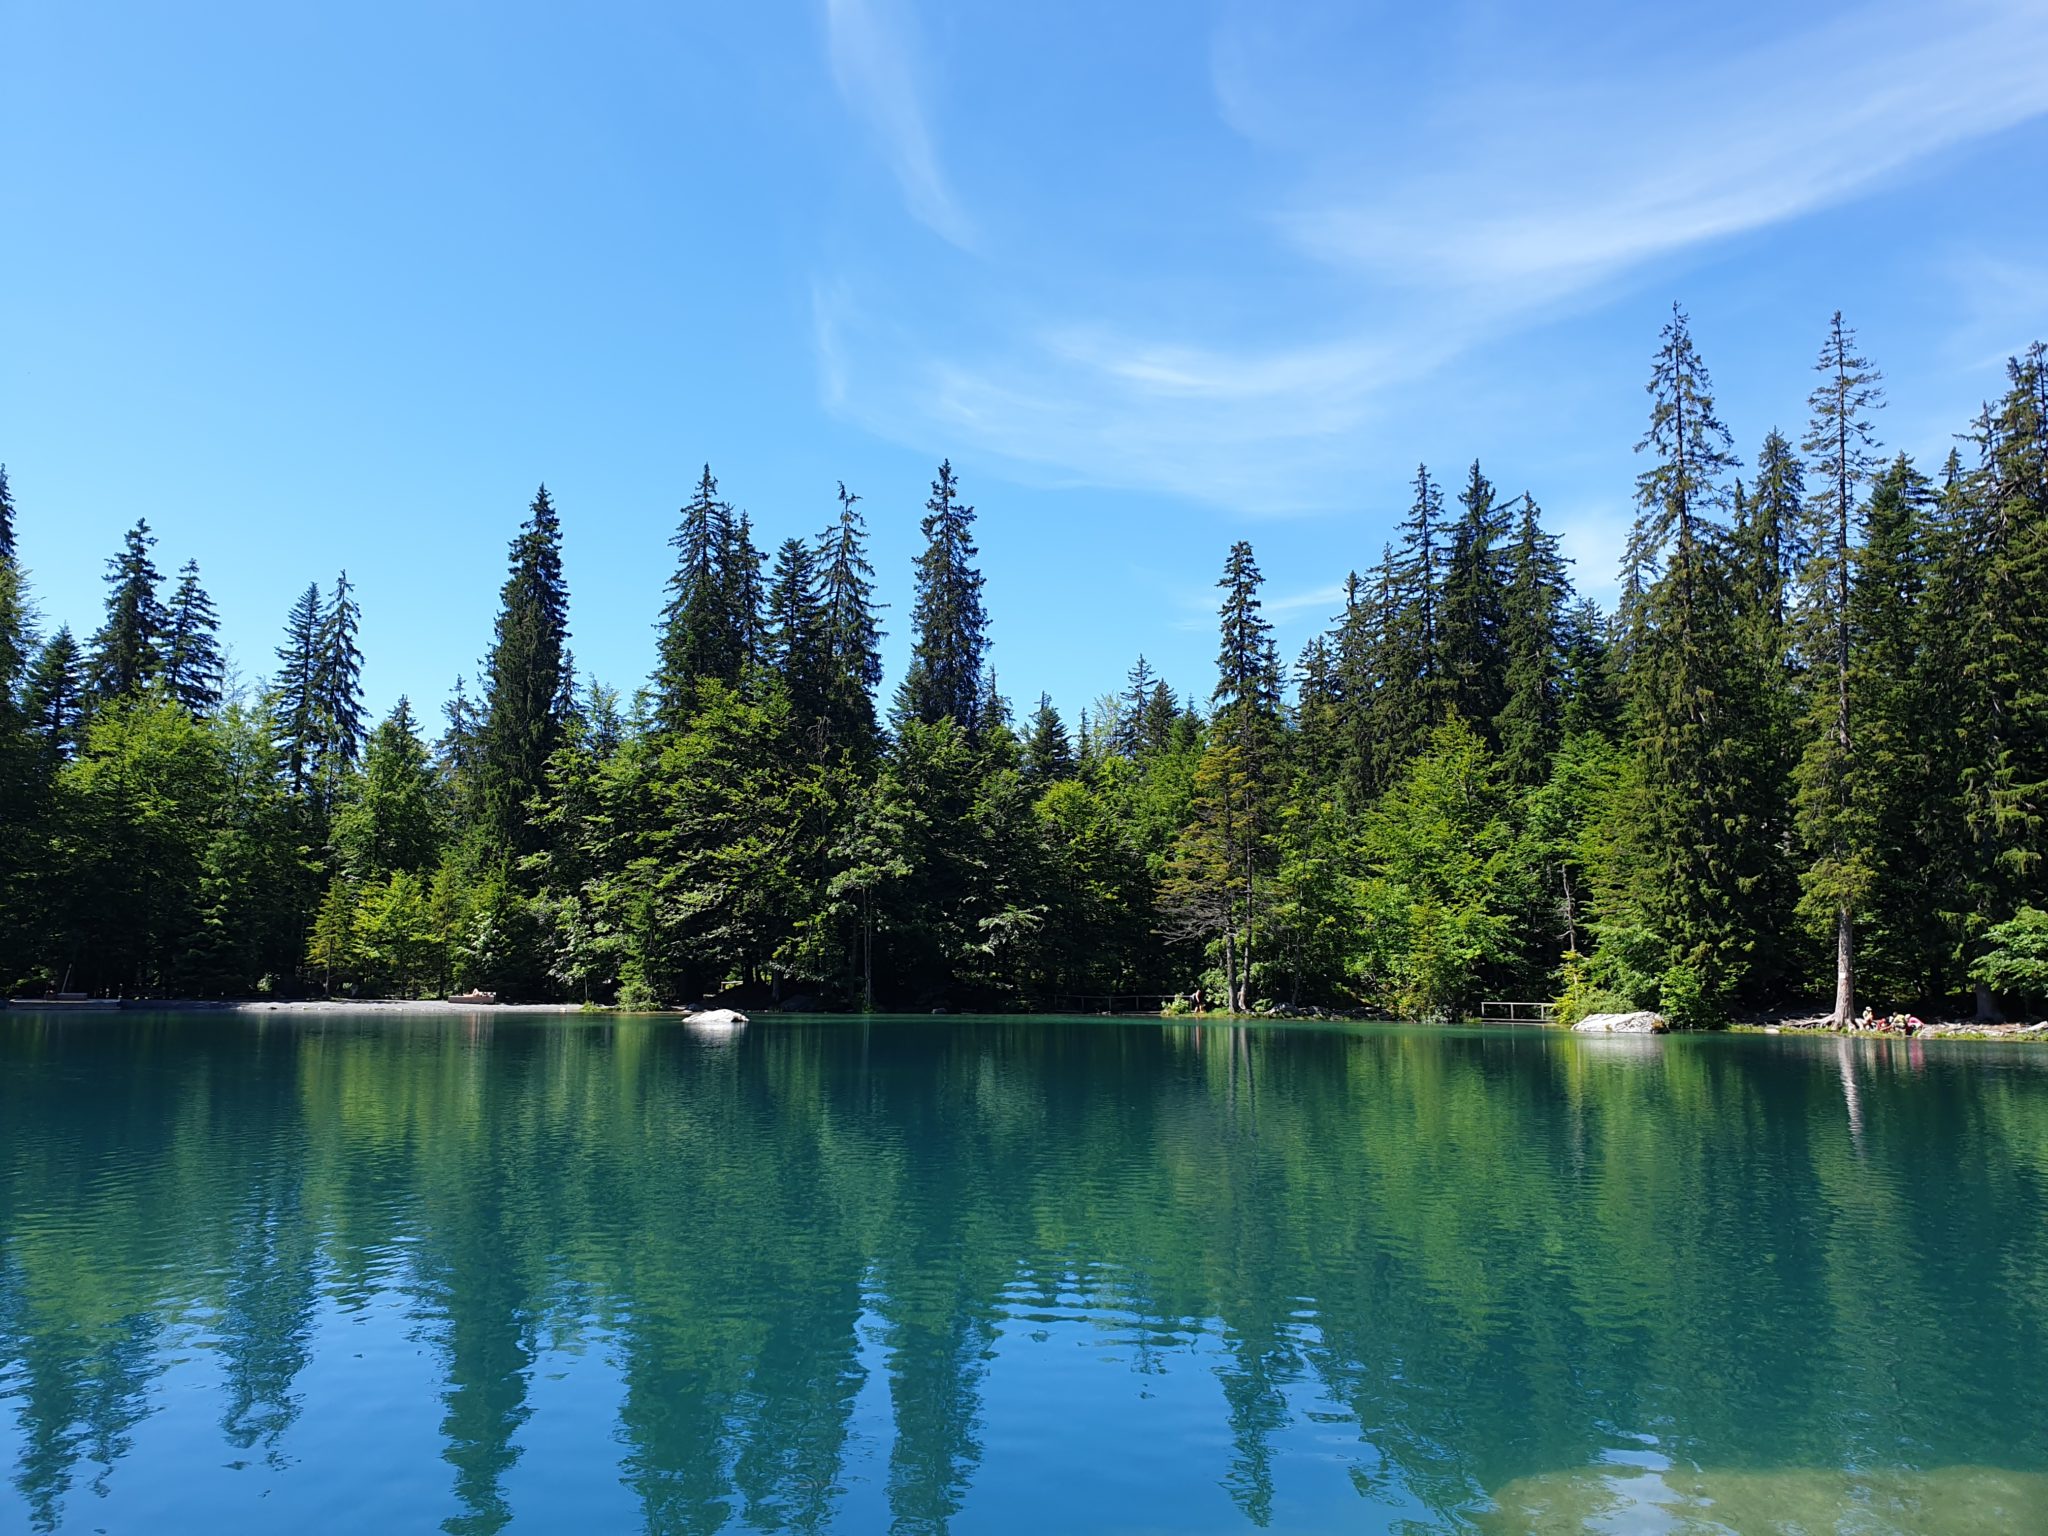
1383;466;1445;759
894;460;990;734
1958;344;2048;1011
1113;656;1159;757
817;482;884;756
316;571;367;778
1439;460;1510;739
1795;311;1885;1023
1023;693;1075;783
160;559;224;717
26;629;86;759
1850;455;1937;998
1741;429;1807;633
480;484;571;864
1621;303;1782;1013
1495;493;1568;787
0;464;16;564
765;535;830;744
1625;305;1741;631
655;466;746;729
1210;539;1281;1010
87;519;167;700
272;582;324;797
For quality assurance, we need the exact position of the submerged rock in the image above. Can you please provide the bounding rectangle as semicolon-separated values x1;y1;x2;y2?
1572;1010;1667;1034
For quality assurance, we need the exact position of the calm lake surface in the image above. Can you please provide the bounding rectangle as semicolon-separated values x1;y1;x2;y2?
2;1013;2046;1534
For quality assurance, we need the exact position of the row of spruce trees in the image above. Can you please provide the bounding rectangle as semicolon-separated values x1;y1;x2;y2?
1;307;2045;1020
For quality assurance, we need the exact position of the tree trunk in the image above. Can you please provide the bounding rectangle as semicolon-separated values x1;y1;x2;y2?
861;893;875;1013
1833;905;1854;1025
1976;980;2001;1023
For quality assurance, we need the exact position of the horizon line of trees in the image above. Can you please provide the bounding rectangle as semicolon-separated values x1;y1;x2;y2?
2;308;2045;1022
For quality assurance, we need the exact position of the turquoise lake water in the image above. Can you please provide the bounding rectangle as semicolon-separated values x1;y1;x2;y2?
2;1012;2045;1533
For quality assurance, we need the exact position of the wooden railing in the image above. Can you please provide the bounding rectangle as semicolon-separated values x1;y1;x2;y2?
1480;1000;1558;1024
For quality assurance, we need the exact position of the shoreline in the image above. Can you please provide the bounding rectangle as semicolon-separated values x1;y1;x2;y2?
8;998;2046;1041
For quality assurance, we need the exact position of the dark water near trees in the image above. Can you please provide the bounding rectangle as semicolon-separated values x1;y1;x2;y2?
2;1013;2046;1534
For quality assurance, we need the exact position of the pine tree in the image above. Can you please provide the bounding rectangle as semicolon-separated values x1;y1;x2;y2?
1795;310;1885;1023
160;559;224;717
1625;303;1741;630
0;464;15;565
1494;493;1569;787
1022;693;1075;783
271;582;324;797
817;482;884;756
1619;303;1782;1013
1113;656;1158;757
316;570;367;778
655;466;746;729
87;519;167;700
1210;540;1282;1010
1382;466;1445;759
1958;343;2048;1008
894;460;990;734
480;484;571;864
1740;429;1807;632
25;629;86;758
1439;460;1510;738
766;535;829;745
1850;455;1937;998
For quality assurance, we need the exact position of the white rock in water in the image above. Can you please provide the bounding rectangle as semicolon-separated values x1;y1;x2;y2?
1572;1011;1668;1034
685;1007;749;1027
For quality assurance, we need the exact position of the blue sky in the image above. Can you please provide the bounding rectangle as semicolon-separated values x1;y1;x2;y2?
5;0;2047;729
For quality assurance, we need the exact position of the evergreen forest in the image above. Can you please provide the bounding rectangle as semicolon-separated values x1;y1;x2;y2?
3;309;2046;1024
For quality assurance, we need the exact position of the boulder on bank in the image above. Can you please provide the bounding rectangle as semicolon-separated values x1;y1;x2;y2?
685;1007;749;1027
1572;1011;1667;1034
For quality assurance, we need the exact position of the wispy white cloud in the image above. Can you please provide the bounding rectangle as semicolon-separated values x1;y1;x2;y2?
823;0;975;250
1277;1;2048;297
816;0;2048;511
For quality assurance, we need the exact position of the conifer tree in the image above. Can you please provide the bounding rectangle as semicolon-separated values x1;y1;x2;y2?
316;571;367;777
766;535;829;743
655;466;745;729
1741;429;1807;633
160;559;224;718
0;464;15;565
1209;540;1281;1009
480;485;571;864
1958;344;2048;1008
1023;693;1075;783
1795;311;1885;1023
1620;303;1781;1012
1625;304;1741;630
25;629;86;758
87;519;167;700
1439;460;1509;738
1494;493;1568;787
1849;455;1937;996
1382;467;1445;758
1556;598;1618;740
1113;656;1158;757
272;582;324;797
817;482;884;756
894;460;990;734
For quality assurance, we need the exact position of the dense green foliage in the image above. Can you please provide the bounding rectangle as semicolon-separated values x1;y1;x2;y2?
2;321;2046;1019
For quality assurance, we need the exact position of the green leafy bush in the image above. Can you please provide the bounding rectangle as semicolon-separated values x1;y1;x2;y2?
1656;962;1721;1031
1972;907;2048;1003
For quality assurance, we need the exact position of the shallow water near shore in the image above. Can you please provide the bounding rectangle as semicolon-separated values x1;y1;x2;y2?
3;1013;2044;1534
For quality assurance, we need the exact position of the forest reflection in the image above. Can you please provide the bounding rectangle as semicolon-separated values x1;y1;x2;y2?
3;1015;2046;1533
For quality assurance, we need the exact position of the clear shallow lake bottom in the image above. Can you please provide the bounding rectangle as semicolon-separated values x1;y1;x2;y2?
2;1012;2045;1534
